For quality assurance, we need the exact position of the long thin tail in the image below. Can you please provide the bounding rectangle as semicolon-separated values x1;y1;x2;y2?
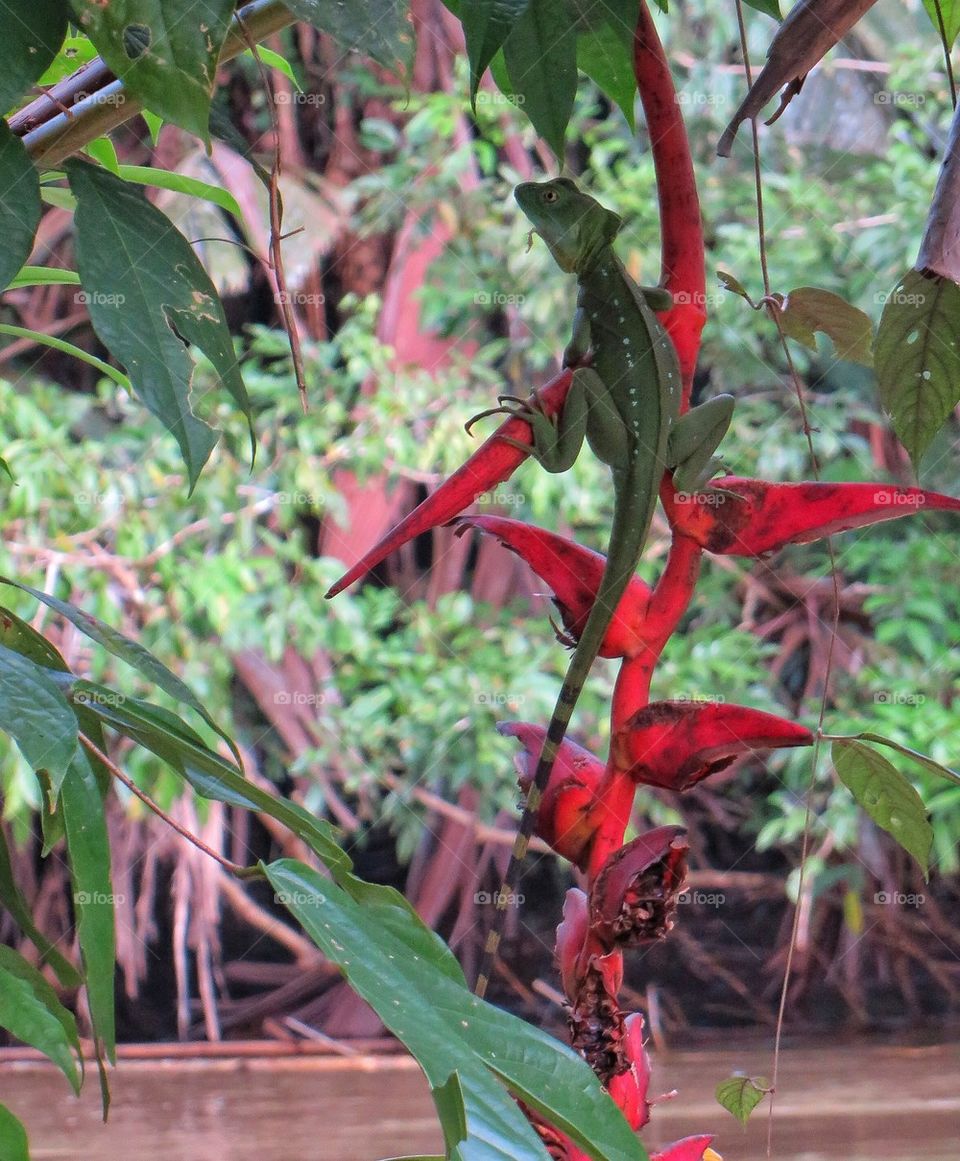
474;472;656;997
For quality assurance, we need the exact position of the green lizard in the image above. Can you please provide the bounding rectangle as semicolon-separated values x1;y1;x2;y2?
474;178;734;999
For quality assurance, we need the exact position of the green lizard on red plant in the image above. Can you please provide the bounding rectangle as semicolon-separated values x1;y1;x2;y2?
474;178;734;999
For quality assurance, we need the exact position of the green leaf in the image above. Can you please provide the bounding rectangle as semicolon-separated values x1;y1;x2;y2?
265;859;648;1161
743;0;781;18
1;578;243;768
832;739;933;876
283;0;414;73
922;0;960;46
76;685;351;878
0;946;82;1093
0;644;78;794
65;159;254;489
461;0;531;105
72;0;234;142
0;1104;30;1161
716;1074;769;1125
84;137;120;174
503;0;577;158
115;165;243;217
0;605;70;672
0;0;67;115
7;265;81;290
0;324;131;389
777;286;874;366
875;268;960;471
717;268;752;301
61;750;116;1064
0;123;41;291
845;732;960;787
37;33;99;86
575;0;638;131
244;45;300;87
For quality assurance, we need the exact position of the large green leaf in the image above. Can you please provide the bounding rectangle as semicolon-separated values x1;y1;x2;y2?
0;1105;30;1161
0;825;80;987
842;731;960;787
461;0;531;104
283;0;414;72
575;0;638;131
832;739;933;876
2;578;242;767
65;160;254;489
0;946;82;1093
502;0;577;158
0;644;78;794
875;268;960;471
61;751;117;1063
265;859;648;1161
71;0;234;141
0;0;67;115
922;0;960;46
0;123;41;291
76;685;351;878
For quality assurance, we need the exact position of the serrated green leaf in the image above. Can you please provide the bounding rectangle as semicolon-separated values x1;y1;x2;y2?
875;268;960;471
283;0;414;73
0;644;78;793
0;946;82;1093
0;1104;30;1161
72;0;234;142
716;1074;768;1125
462;0;531;104
61;750;116;1064
848;732;960;787
778;286;874;366
265;859;648;1161
503;0;577;158
0;0;67;115
65;160;254;489
0;123;41;291
922;0;960;46
575;0;638;132
832;739;933;876
1;578;242;769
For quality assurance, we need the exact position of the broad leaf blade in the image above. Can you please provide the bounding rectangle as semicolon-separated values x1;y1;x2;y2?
0;644;78;794
66;160;254;489
72;0;234;141
284;0;414;72
716;1075;768;1125
875;269;960;471
503;0;577;158
461;0;531;104
0;0;67;114
2;578;242;768
852;732;960;787
778;286;873;366
0;1104;30;1161
575;0;639;131
61;750;117;1064
922;0;960;46
0;946;82;1093
832;739;933;876
0;123;41;291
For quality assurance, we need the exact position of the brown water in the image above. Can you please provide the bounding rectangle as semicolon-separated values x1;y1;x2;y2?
1;1042;957;1161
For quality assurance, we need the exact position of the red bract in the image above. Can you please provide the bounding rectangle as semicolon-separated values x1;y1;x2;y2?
607;1012;652;1130
612;700;813;789
498;722;606;869
661;476;960;557
556;888;590;1003
325;369;574;596
456;515;652;658
651;1135;717;1161
589;827;688;949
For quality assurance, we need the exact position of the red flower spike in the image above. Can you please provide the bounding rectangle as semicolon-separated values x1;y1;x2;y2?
607;1012;653;1131
661;475;960;558
612;700;813;790
325;369;574;597
589;826;688;949
651;1136;718;1161
567;948;626;1081
456;515;652;658
498;722;606;869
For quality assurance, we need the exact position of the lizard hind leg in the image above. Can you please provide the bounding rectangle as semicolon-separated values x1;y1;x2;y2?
668;393;735;493
466;375;589;474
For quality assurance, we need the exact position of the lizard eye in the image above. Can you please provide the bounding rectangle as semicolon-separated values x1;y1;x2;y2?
543;188;560;202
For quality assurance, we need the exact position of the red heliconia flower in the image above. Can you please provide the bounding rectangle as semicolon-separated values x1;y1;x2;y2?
455;515;652;658
556;888;590;1003
325;370;574;596
651;1135;718;1161
661;475;960;557
611;700;813;790
498;722;606;869
607;1012;653;1130
589;827;688;949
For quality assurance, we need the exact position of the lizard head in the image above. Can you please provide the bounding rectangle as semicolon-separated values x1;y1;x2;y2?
514;178;622;273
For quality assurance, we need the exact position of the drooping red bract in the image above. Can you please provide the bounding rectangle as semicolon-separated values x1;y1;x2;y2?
589;826;688;948
612;700;813;789
661;476;960;556
651;1135;717;1161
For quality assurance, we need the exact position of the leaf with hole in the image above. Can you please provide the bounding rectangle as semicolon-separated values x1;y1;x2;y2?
777;286;873;366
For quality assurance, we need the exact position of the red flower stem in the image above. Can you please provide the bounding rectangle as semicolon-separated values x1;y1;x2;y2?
586;769;637;881
633;0;706;407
